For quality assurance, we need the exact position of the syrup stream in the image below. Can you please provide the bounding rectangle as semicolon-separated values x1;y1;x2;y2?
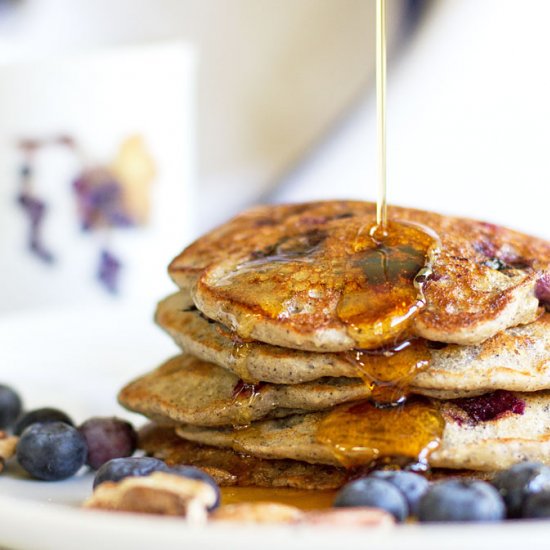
376;0;388;229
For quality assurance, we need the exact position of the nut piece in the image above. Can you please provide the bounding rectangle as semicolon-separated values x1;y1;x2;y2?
300;507;395;527
212;502;304;524
83;472;216;523
0;432;18;473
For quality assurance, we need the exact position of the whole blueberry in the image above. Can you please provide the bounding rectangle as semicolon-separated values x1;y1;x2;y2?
0;385;22;430
14;408;74;436
492;462;550;518
418;480;505;522
17;422;88;481
79;417;137;470
522;490;550;518
93;457;169;488
333;477;408;522
169;465;220;510
370;470;429;516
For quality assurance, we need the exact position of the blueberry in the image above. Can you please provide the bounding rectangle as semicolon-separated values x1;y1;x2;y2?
370;470;429;516
333;477;408;522
79;417;137;470
17;422;88;481
522;491;550;518
169;465;220;510
418;480;505;522
14;407;74;436
0;385;22;430
491;462;550;518
93;457;169;488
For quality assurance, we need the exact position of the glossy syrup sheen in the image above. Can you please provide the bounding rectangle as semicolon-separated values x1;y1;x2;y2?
316;398;445;470
221;487;337;510
336;221;437;349
213;220;438;350
341;338;431;405
230;379;264;426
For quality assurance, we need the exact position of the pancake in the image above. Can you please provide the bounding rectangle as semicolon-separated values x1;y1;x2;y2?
139;423;348;490
176;391;550;471
155;291;358;383
169;201;549;352
139;424;494;490
118;355;371;427
156;292;550;395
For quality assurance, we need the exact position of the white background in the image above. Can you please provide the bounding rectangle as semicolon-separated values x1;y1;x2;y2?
275;0;550;242
0;43;196;311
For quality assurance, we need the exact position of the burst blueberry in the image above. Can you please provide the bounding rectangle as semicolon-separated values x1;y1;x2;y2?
370;470;429;516
333;477;408;522
418;480;505;522
14;407;74;436
79;417;137;470
492;462;550;518
17;422;88;481
0;385;22;430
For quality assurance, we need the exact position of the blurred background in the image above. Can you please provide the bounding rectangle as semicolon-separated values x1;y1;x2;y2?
0;0;549;312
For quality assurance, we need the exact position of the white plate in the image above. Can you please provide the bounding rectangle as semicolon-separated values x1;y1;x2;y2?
1;305;550;550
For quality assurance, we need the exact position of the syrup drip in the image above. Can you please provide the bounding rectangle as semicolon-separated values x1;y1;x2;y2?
231;380;264;426
336;220;438;349
229;342;255;383
316;398;445;470
342;339;430;405
216;323;258;383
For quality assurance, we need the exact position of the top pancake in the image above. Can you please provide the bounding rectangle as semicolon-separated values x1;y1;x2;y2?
170;201;549;352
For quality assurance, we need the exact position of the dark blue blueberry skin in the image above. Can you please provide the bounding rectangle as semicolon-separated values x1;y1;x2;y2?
418;480;505;522
78;417;137;470
333;477;408;522
169;465;220;510
14;408;74;436
522;491;550;519
370;470;429;516
93;457;169;488
17;422;88;481
492;462;550;518
0;385;22;430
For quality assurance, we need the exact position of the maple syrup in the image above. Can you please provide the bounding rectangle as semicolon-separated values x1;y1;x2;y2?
210;0;445;473
213;220;438;351
376;0;388;228
221;487;336;510
341;339;430;405
313;0;445;469
231;379;264;426
336;220;438;349
228;341;255;383
316;398;444;470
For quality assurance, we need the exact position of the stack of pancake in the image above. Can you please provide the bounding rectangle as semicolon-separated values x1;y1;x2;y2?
119;201;550;490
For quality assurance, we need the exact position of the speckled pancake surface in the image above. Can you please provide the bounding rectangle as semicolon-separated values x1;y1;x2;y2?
169;201;549;352
156;292;550;395
118;354;371;427
176;391;550;471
